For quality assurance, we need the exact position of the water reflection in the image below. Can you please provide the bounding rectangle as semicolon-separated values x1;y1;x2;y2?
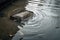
12;0;60;40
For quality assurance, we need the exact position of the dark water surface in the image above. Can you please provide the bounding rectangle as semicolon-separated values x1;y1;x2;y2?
12;0;60;40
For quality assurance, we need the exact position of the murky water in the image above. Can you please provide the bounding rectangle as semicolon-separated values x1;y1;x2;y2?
12;0;60;40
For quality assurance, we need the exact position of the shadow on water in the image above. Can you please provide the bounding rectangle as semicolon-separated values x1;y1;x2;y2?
0;0;27;40
1;0;60;40
12;0;60;40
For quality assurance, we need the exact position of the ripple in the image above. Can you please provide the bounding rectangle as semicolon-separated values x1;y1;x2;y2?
13;0;60;40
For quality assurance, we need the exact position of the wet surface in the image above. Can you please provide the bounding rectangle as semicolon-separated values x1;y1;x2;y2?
12;0;60;40
0;0;26;40
1;0;60;40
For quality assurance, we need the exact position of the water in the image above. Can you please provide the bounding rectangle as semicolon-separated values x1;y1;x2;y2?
12;0;60;40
